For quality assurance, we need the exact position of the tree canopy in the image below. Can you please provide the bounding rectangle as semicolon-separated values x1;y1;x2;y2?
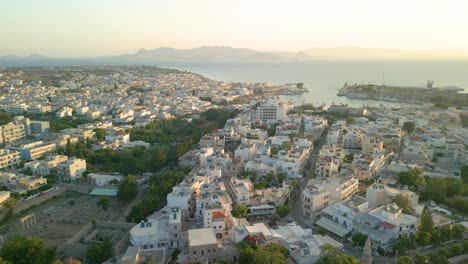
351;233;368;248
117;175;138;202
232;204;248;218
275;205;291;218
398;169;425;192
0;235;55;264
239;243;289;264
402;121;416;134
316;244;360;264
393;194;414;214
86;239;113;264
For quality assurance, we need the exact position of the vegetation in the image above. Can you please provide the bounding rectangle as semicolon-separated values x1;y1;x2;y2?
86;239;113;264
393;194;414;214
232;204;248;218
393;235;416;255
0;112;13;125
275;205;291;218
96;197;110;211
168;248;181;264
1;197;19;220
351;233;368;248
125;168;188;222
398;169;425;193
316;244;360;264
0;235;55;264
238;242;289;264
94;128;106;142
402;121;416;134
117;175;138;202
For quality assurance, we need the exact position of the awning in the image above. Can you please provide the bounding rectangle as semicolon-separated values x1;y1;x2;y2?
316;217;351;237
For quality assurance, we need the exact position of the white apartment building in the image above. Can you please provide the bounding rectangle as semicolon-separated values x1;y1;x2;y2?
234;143;256;161
0;149;21;169
17;141;57;161
130;207;182;250
167;186;192;212
229;178;252;205
315;156;339;178
317;196;369;237
251;102;292;126
302;184;330;219
366;183;419;209
353;204;418;250
56;157;87;181
342;128;362;149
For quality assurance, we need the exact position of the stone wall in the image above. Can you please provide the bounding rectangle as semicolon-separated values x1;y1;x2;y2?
14;187;66;214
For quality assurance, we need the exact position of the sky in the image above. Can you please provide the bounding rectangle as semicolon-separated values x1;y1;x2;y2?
1;0;468;57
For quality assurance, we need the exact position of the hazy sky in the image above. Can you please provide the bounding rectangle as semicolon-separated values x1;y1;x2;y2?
2;0;468;56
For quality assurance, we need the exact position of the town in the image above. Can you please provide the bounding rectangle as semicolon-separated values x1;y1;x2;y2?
0;65;466;264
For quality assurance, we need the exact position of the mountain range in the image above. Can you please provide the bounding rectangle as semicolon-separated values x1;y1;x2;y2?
2;46;468;65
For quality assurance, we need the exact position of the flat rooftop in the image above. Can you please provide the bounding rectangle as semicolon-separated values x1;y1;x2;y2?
188;228;217;247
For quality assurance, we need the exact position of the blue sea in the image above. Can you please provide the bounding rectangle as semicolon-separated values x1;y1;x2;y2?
2;59;468;106
156;60;468;106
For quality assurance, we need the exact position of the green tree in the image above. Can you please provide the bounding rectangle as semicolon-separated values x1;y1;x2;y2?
277;172;287;184
445;178;463;198
346;117;356;125
393;194;414;214
452;224;466;240
0;112;13;126
439;225;452;243
449;244;463;257
275;205;291;218
0;235;55;264
117;175;138;202
461;165;468;184
96;197;110;211
94;128;106;142
351;233;368;248
86;240;113;264
418;206;434;234
2;197;18;220
232;204;248;218
398;169;425;193
316;244;360;264
416;232;431;248
424;179;447;203
402;121;416;134
397;256;414;264
24;167;33;176
268;123;279;137
65;138;75;157
393;235;416;254
239;243;289;264
413;253;428;264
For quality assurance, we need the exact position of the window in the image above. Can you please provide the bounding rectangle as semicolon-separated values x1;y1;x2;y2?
213;249;216;253
193;251;196;255
208;249;211;253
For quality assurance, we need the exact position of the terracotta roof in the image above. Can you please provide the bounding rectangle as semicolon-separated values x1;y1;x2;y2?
382;221;396;229
212;211;226;219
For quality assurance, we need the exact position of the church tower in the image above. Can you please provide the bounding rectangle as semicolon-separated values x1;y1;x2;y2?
362;237;373;264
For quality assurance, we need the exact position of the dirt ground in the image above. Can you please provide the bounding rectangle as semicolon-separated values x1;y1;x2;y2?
1;191;133;250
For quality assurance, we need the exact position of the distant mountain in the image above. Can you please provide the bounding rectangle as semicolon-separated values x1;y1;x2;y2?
113;46;289;61
2;46;468;67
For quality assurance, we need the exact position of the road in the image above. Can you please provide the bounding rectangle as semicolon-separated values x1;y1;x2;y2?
289;128;329;226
